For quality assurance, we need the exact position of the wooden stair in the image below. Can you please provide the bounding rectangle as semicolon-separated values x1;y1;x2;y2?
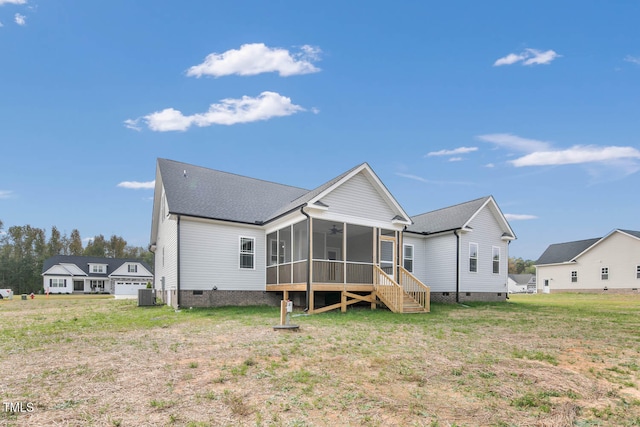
373;265;430;314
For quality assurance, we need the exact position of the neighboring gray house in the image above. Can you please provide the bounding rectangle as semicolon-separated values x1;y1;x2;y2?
507;274;536;294
150;159;515;312
535;229;640;293
404;196;515;303
42;255;153;297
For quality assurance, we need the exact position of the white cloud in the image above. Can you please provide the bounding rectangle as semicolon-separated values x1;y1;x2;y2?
0;190;13;199
477;133;551;153
0;0;27;4
14;13;25;25
493;53;527;66
0;22;3;27
448;157;463;162
485;163;495;168
186;43;321;78
395;173;429;183
117;180;155;190
426;146;478;157
510;145;640;167
494;48;560;66
504;214;538;221
625;55;640;65
127;91;304;132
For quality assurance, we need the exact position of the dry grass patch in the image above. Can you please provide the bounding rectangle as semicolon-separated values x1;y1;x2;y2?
0;294;639;426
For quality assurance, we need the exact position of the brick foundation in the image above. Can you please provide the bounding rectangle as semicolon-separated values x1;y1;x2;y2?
178;290;283;308
430;291;507;303
545;288;640;294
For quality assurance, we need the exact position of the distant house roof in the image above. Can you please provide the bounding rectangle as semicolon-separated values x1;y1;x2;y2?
406;196;515;239
508;274;535;285
42;255;153;277
536;229;640;265
156;159;410;226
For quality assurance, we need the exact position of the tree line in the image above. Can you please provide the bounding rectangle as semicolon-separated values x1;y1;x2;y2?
0;219;153;295
508;257;536;275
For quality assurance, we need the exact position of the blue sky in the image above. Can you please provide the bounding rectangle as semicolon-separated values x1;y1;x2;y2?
1;1;639;260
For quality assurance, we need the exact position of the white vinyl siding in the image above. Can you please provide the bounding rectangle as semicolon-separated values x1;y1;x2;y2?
153;190;178;293
320;172;397;224
180;219;265;291
458;206;509;293
405;233;457;292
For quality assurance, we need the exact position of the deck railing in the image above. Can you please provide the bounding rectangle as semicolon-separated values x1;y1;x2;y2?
373;264;403;313
398;266;430;312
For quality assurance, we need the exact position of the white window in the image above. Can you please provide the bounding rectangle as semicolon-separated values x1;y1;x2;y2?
403;244;414;273
492;246;500;274
91;264;105;273
469;243;478;273
240;237;255;269
571;271;577;283
637;265;640;279
50;278;66;287
601;267;609;280
128;264;138;273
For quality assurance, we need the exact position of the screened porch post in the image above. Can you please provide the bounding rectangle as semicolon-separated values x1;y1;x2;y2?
308;217;313;286
342;223;347;284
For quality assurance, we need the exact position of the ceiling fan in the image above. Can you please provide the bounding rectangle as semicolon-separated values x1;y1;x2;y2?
329;225;343;235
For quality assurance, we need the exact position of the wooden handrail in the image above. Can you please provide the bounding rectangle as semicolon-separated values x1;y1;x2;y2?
398;266;430;312
373;264;404;313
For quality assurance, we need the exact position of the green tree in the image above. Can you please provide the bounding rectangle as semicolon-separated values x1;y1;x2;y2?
107;235;127;258
84;234;107;257
68;229;83;255
48;225;64;257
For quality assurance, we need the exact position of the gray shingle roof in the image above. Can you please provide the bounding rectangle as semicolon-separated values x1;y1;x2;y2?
508;274;535;285
536;229;640;265
620;229;640;239
42;255;153;276
407;196;491;234
535;238;601;265
158;159;309;224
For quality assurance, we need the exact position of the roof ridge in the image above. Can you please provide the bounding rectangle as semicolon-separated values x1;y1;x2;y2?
411;195;490;218
159;158;309;192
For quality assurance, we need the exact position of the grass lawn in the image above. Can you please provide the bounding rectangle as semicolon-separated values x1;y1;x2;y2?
0;293;639;426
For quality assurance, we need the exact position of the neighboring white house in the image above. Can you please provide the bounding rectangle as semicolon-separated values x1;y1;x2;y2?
535;229;640;293
150;158;515;312
404;196;515;303
42;255;153;298
507;274;536;294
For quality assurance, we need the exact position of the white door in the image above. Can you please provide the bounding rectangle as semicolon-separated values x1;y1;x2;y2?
380;239;395;280
543;279;550;294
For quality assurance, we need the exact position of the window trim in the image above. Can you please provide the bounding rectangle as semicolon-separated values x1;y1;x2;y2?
636;265;640;279
403;244;414;273
492;246;500;274
601;267;609;281
571;270;577;283
128;264;138;273
469;242;478;273
239;236;256;270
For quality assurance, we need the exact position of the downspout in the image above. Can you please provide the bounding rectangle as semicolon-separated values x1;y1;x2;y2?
176;215;181;309
454;229;460;303
300;205;311;311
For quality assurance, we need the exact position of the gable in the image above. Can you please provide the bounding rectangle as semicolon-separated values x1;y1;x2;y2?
318;171;400;224
109;262;153;277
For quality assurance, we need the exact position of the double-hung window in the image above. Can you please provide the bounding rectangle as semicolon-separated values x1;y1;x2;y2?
469;243;478;273
571;271;577;283
240;237;255;269
403;244;414;273
492;246;500;274
601;267;609;280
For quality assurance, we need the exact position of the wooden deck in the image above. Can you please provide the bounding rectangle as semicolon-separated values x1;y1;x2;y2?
266;266;430;314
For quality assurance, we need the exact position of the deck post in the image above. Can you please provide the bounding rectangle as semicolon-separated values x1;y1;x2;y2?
309;290;315;314
341;291;347;312
370;291;376;310
283;290;289;302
